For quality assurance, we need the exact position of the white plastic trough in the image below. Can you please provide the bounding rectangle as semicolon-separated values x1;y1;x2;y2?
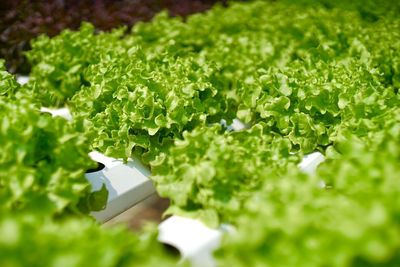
86;152;154;222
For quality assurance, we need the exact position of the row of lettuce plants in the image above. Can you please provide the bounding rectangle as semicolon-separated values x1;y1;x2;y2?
1;0;399;266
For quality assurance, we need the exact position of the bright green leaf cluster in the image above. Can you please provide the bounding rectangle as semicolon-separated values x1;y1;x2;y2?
152;123;301;226
0;212;185;267
0;83;106;216
250;59;398;153
131;1;400;150
20;0;400;265
69;50;234;164
26;23;127;106
0;64;181;267
26;0;400;162
0;60;19;96
216;111;400;266
131;0;400;227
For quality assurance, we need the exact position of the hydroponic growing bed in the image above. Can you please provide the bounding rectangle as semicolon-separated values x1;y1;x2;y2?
1;0;400;266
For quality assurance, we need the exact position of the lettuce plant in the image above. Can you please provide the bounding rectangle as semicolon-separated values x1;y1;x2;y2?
152;123;301;226
131;1;400;144
26;23;127;106
0;68;107;216
216;111;400;267
248;59;398;153
0;212;185;267
69;49;234;164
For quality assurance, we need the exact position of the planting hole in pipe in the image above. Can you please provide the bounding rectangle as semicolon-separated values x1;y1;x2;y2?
86;162;105;173
162;243;181;258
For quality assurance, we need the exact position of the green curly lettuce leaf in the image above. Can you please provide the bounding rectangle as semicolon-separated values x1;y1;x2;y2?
249;59;398;153
152;123;301;226
128;0;400;153
69;50;234;165
0;212;185;267
0;92;107;216
0;59;19;96
216;111;400;267
26;23;127;106
25;0;400;162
